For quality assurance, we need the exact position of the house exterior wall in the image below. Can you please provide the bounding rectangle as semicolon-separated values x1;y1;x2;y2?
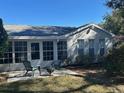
0;25;114;71
0;39;61;71
67;27;113;63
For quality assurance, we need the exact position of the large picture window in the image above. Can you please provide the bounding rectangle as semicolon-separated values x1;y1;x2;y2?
14;41;27;63
89;39;94;56
31;43;40;60
0;42;13;64
57;41;67;60
77;39;84;55
99;39;105;56
43;41;53;61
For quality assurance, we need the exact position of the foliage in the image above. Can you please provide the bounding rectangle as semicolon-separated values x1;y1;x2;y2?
101;0;124;35
76;54;94;65
103;43;124;75
106;0;124;9
0;18;8;56
102;10;124;35
96;55;105;64
63;58;72;66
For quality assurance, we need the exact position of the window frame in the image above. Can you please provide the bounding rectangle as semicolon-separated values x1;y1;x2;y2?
43;41;54;61
57;40;67;60
77;39;84;55
99;39;105;56
31;43;40;60
89;39;95;57
14;41;27;63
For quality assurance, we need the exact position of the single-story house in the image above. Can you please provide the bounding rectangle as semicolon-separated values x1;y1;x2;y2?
0;24;114;71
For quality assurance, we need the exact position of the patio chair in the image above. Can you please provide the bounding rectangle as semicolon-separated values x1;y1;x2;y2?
43;60;61;75
22;60;38;76
51;60;62;69
42;64;54;75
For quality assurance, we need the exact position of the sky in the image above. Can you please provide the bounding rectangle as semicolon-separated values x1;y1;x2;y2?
0;0;111;27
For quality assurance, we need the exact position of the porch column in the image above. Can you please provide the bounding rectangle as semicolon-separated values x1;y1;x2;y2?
27;41;31;61
40;41;43;62
12;40;15;64
53;40;58;61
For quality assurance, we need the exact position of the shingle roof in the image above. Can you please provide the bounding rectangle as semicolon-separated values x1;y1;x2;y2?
4;25;77;36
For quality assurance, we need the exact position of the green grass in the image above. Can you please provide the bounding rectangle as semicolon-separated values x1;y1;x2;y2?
0;74;124;93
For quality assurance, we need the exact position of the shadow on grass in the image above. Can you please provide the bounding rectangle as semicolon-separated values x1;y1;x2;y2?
67;66;124;85
69;67;124;93
83;71;124;93
0;69;124;93
0;85;90;93
0;74;92;93
0;78;90;93
84;71;124;85
67;66;124;93
0;83;91;93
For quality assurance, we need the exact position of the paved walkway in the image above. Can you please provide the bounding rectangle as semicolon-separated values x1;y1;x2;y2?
6;68;78;83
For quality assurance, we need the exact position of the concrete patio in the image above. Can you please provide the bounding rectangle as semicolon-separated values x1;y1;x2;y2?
3;68;78;83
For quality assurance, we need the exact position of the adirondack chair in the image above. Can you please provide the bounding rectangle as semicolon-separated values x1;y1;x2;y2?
22;60;37;76
42;64;54;75
41;61;58;75
51;60;62;69
43;60;62;75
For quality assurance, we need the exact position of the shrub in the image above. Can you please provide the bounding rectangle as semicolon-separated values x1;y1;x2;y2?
76;54;95;65
63;58;72;66
104;43;124;76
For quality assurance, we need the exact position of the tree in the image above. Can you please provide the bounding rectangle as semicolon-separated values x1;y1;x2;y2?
0;18;8;56
102;10;124;35
106;0;124;9
102;0;124;75
101;0;124;35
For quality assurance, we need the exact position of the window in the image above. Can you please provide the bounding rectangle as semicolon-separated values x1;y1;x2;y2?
31;43;40;60
89;39;94;56
0;42;13;64
43;41;53;61
77;39;84;55
14;41;27;63
99;39;105;56
57;41;67;60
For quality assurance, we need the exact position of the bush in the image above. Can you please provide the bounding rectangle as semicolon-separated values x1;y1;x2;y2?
76;54;95;65
62;58;72;66
104;43;124;76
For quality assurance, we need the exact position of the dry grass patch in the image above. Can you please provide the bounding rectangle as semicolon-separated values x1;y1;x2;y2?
0;75;86;93
0;74;124;93
0;73;8;84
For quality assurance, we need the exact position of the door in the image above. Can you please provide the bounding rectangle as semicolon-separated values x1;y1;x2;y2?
30;42;41;67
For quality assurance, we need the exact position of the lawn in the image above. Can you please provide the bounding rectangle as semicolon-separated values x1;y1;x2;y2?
0;71;124;93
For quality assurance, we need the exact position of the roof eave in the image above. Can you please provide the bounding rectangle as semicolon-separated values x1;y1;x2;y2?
8;35;67;40
65;24;115;37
